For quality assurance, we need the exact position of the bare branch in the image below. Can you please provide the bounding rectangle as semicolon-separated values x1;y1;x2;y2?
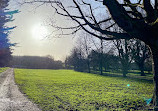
72;0;131;39
81;0;99;27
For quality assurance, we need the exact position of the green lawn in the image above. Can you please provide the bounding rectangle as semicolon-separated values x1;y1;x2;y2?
0;67;9;74
14;69;154;111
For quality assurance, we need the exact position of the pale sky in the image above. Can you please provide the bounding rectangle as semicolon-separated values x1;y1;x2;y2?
7;0;76;61
6;0;109;61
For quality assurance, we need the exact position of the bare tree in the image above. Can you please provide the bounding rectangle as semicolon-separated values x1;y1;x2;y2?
79;33;92;73
113;39;134;77
132;39;151;76
114;39;151;77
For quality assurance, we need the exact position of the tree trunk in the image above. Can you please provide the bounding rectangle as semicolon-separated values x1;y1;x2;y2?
122;63;128;77
99;53;103;75
104;66;107;72
151;47;158;111
100;63;103;75
100;38;103;75
122;66;128;77
87;60;90;73
140;69;145;76
139;64;145;76
123;70;127;77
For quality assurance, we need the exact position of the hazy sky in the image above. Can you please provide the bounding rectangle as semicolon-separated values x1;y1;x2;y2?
7;0;76;61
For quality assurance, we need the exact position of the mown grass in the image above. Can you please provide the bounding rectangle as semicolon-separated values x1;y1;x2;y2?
0;67;9;74
91;70;153;81
14;69;154;111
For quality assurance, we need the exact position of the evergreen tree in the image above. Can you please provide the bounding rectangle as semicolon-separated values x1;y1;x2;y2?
0;0;18;67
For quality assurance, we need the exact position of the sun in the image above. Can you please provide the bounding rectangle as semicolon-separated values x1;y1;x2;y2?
32;24;48;40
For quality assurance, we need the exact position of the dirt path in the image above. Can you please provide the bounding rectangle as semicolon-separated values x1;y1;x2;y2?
0;68;41;111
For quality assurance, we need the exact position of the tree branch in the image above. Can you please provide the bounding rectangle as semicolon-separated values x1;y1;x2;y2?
143;0;157;23
103;0;151;42
124;0;144;19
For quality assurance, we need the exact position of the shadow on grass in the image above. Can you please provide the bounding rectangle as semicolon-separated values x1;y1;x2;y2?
80;70;153;84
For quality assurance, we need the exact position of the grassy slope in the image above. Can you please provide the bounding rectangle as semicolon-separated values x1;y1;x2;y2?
14;69;154;111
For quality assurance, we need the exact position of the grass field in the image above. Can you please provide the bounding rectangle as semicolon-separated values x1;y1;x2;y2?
14;69;154;111
0;67;9;74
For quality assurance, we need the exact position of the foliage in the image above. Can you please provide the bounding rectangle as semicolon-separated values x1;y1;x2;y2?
66;48;121;73
89;50;120;72
15;69;154;111
0;1;18;67
11;55;63;69
65;47;87;72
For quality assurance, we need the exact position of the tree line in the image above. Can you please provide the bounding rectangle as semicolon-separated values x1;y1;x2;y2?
65;33;152;77
10;55;63;69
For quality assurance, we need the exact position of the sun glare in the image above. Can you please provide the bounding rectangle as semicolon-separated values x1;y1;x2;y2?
32;24;48;40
